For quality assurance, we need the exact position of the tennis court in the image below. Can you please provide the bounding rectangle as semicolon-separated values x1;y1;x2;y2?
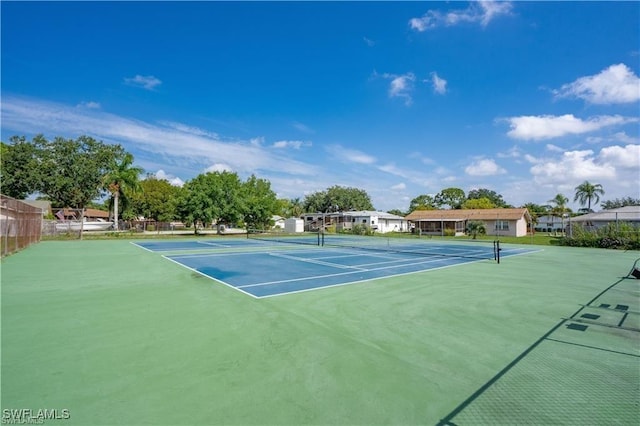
134;235;538;297
2;238;638;425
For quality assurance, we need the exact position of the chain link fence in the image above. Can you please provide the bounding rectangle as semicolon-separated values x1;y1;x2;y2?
1;194;43;257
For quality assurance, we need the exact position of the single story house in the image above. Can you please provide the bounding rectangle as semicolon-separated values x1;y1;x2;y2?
405;208;532;237
302;211;408;234
568;206;640;233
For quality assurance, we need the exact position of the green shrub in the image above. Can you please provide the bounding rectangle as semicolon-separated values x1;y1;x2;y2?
351;224;374;236
560;222;640;250
443;228;456;237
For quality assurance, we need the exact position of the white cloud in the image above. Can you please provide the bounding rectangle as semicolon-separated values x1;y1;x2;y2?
409;1;513;31
554;63;640;104
77;101;101;109
505;114;636;140
326;145;376;164
588;132;639;145
496;146;523;158
363;37;375;47
599;144;640;168
612;132;640;144
382;72;416;105
0;95;318;177
292;121;314;133
206;163;234;173
250;137;265;146
545;144;564;153
429;72;448;94
528;149;617;186
155;169;184;187
409;152;436;165
464;158;506;176
159;121;219;139
523;141;640;206
124;74;162;90
391;183;406;190
272;140;311;149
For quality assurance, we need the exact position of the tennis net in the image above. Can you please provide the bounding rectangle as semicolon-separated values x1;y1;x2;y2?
321;233;500;262
247;229;321;246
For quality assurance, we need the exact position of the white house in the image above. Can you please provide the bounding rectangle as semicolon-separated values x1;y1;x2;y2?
339;211;408;233
534;215;566;233
302;211;408;234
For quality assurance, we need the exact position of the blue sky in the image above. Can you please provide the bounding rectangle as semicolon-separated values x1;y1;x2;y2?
2;1;639;212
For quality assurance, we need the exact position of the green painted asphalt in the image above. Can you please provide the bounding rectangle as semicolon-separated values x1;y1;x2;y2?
1;240;638;425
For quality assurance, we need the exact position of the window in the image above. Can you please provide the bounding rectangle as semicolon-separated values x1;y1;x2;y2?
495;220;509;231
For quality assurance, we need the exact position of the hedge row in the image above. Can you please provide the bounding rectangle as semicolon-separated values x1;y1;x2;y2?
559;222;640;250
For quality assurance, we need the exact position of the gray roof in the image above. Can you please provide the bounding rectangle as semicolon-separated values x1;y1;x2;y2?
341;210;406;220
570;205;640;222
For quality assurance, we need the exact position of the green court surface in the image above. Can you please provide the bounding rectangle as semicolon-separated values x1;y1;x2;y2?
1;239;639;425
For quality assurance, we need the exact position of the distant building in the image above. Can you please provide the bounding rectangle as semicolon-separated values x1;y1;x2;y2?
284;218;304;233
302;211;408;233
22;200;51;217
534;215;566;233
272;215;285;229
568;206;640;232
405;208;531;237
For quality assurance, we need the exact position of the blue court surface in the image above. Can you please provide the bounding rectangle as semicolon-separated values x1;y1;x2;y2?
134;238;538;298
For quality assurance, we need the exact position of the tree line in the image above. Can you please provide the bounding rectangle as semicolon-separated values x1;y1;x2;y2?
2;134;637;232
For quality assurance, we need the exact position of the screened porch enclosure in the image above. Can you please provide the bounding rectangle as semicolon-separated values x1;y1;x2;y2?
415;219;466;236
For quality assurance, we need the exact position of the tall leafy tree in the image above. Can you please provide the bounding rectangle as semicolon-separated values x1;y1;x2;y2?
128;175;181;222
38;135;124;210
242;175;278;230
467;188;509;207
435;187;466;209
462;197;495;209
601;197;640;209
0;136;42;199
408;194;437;212
303;186;374;213
177;171;244;234
302;191;328;213
387;209;406;217
102;152;143;230
574;181;605;212
325;185;374;212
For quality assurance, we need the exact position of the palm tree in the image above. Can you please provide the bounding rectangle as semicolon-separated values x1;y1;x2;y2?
574;181;605;212
289;197;304;218
466;220;486;239
102;153;143;230
548;194;569;235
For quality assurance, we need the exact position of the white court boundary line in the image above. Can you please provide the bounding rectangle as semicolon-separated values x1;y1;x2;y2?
161;255;259;299
142;243;542;299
